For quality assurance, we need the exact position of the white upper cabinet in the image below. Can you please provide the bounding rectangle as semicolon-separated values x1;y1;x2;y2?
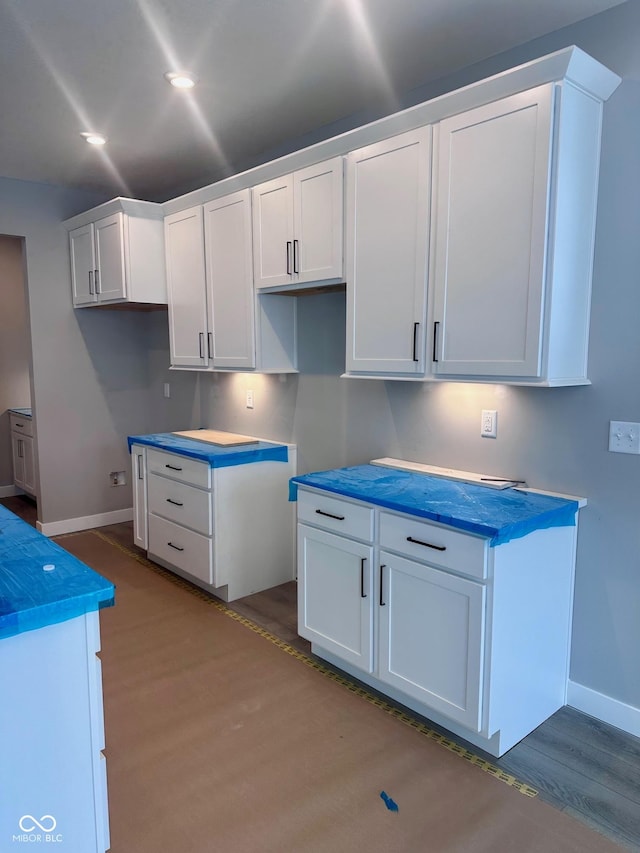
165;205;209;368
252;157;344;292
431;81;607;385
66;199;166;307
345;127;431;376
204;191;256;370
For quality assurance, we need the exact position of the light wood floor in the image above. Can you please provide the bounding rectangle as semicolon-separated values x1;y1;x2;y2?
3;495;639;850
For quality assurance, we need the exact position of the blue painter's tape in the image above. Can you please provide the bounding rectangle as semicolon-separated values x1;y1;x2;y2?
380;791;399;812
289;464;579;546
128;432;288;468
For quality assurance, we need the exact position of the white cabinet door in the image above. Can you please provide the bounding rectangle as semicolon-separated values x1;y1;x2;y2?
297;524;374;673
253;157;344;291
11;433;25;491
94;213;127;302
346;128;431;374
204;190;256;370
165;206;209;368
293;158;343;285
21;435;36;496
432;85;554;378
69;223;97;306
131;445;148;550
252;174;294;290
378;551;486;731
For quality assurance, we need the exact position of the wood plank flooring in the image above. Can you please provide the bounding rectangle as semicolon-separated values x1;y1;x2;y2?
3;498;639;850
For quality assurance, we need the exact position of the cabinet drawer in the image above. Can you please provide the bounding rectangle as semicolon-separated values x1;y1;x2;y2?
10;413;33;437
298;488;374;542
379;512;488;580
147;447;211;489
148;471;212;535
148;513;213;586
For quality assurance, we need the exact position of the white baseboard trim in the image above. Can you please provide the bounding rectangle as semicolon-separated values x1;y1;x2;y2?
37;507;134;537
0;484;20;498
567;680;640;738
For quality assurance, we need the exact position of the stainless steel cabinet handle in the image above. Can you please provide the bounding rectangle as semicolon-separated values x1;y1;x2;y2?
315;509;345;521
165;463;183;472
166;498;184;507
406;535;446;552
360;557;367;598
168;541;184;551
379;564;386;606
94;269;100;294
286;241;292;275
89;270;94;295
137;454;144;480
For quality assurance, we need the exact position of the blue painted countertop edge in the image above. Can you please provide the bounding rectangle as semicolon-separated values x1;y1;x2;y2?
128;431;289;468
0;506;114;641
289;464;580;546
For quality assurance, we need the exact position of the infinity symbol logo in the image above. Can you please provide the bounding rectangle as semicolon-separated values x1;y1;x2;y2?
19;815;57;832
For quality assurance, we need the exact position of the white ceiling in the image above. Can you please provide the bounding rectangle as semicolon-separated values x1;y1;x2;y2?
0;0;626;202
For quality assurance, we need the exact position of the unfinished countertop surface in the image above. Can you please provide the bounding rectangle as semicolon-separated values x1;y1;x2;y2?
289;462;583;546
0;505;114;640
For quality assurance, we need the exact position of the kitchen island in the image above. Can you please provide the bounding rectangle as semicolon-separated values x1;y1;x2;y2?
291;460;585;756
0;504;114;851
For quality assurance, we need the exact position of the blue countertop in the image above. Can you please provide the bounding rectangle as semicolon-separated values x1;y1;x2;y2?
128;431;290;468
9;407;32;417
289;464;580;546
0;505;114;640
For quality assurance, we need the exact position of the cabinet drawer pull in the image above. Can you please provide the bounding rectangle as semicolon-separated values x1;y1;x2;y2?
315;509;345;521
412;322;420;362
165;464;183;472
137;454;144;480
379;564;386;606
14;422;24;429
360;557;367;599
95;269;101;294
293;239;299;274
168;541;184;551
207;332;213;359
406;535;446;552
166;498;184;507
199;332;205;359
88;270;94;295
286;240;292;275
433;321;439;363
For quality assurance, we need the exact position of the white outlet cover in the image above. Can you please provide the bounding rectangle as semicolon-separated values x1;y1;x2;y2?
481;410;497;439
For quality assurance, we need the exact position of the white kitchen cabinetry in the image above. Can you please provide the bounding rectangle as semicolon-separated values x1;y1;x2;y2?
131;438;296;601
10;411;36;497
66;198;166;307
164;196;297;372
296;480;580;757
345;128;431;376
252;158;344;292
431;81;605;385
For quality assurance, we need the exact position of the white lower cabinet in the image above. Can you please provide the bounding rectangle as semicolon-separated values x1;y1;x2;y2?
10;412;36;497
132;441;296;602
296;486;577;757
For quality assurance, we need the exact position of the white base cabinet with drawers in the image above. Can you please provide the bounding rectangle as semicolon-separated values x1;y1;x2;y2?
10;411;36;497
132;442;296;602
296;486;579;756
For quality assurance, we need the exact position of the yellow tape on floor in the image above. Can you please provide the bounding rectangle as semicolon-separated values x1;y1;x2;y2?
82;529;538;799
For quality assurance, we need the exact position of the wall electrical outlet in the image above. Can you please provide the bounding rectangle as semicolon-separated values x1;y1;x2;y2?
110;471;127;486
246;389;254;409
608;421;640;454
481;410;498;438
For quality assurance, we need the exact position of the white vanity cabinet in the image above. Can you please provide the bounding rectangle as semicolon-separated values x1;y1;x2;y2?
66;198;166;307
252;157;344;292
431;80;607;385
345;128;431;376
131;435;296;601
10;411;36;497
164;196;297;372
295;470;582;757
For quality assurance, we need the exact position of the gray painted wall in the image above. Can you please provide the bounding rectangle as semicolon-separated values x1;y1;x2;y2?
199;2;640;715
0;235;30;487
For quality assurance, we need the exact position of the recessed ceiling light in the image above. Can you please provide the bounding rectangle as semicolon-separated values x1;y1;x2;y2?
164;71;196;89
81;132;107;146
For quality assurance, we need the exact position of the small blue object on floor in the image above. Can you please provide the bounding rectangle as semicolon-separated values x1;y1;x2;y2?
380;791;399;812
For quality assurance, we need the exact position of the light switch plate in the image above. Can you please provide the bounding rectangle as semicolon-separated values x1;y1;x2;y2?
608;421;640;454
